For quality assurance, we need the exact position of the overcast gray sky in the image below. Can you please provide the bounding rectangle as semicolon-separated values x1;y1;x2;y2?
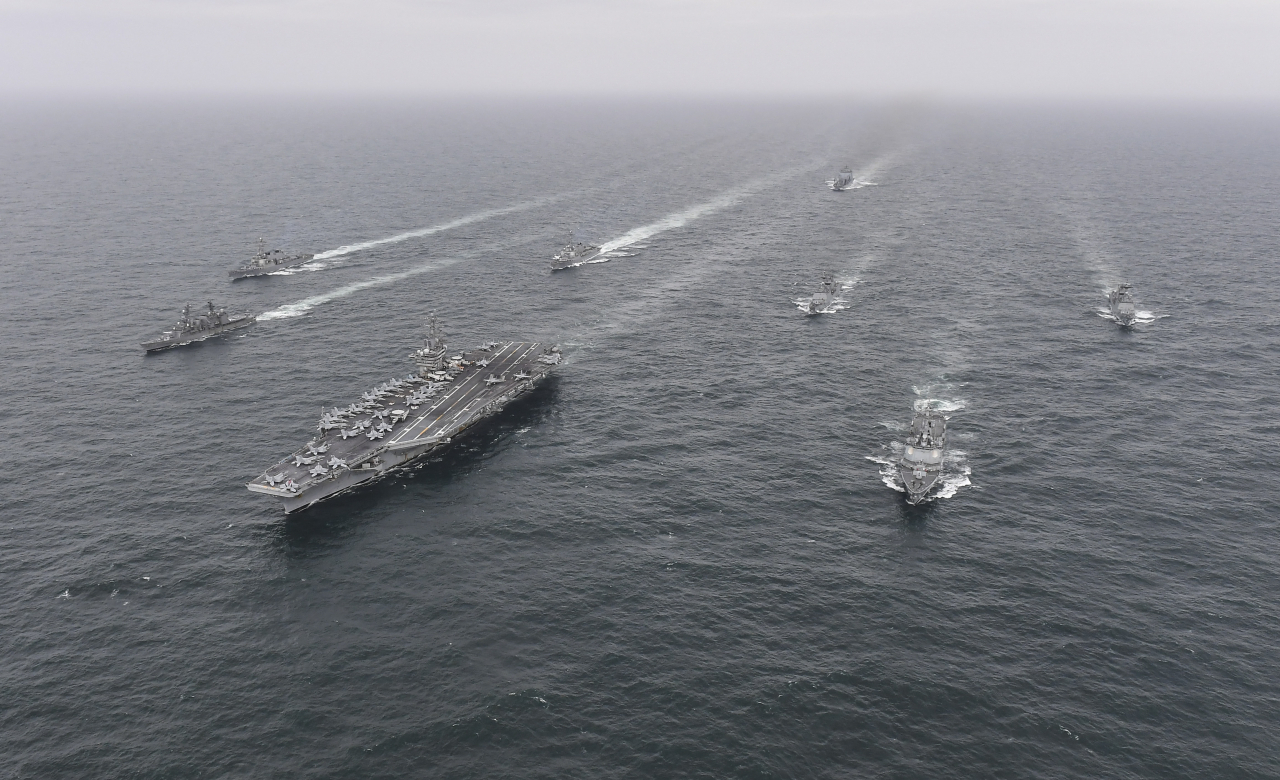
1;0;1277;100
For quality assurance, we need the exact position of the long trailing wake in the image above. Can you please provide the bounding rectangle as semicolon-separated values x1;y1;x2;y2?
261;165;815;319
259;257;469;320
259;197;559;320
853;152;896;184
582;164;821;264
312;199;546;262
596;189;747;255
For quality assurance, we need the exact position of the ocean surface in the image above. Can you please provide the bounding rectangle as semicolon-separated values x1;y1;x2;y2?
2;98;1278;778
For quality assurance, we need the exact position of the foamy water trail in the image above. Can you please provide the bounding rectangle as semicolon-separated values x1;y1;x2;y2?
1063;209;1129;293
595;166;816;258
258;195;573;319
834;252;876;290
852;152;896;185
259;257;467;320
312;199;548;261
597;190;746;255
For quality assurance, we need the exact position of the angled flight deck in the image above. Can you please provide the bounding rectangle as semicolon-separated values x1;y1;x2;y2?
385;341;550;452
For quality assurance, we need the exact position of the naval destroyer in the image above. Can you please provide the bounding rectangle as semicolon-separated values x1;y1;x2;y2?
829;166;855;191
247;317;562;513
229;238;316;279
551;232;603;270
141;302;256;352
1107;283;1138;326
898;408;946;504
799;273;841;315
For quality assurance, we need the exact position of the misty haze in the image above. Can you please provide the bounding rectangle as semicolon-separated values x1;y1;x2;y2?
3;1;1278;778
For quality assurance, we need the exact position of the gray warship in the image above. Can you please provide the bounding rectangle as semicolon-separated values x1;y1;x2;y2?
551;232;603;270
830;166;855;191
229;238;316;279
898;408;946;504
1107;283;1138;326
141;301;256;352
800;273;841;315
246;316;562;513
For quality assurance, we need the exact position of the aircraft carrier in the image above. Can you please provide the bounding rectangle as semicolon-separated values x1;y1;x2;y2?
246;317;562;513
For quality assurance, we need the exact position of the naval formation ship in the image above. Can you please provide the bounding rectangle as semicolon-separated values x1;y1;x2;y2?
898;408;946;504
800;273;841;315
142;302;255;352
229;238;315;279
551;232;603;270
1108;283;1138;326
247;317;562;513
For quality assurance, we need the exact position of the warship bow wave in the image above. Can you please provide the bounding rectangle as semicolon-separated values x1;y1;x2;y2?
829;166;855;191
229;238;316;279
1108;283;1138;326
898;408;946;504
141;301;256;352
247;316;562;513
799;273;841;315
551;232;603;270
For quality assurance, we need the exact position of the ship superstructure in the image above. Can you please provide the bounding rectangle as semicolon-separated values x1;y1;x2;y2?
551;232;603;270
800;273;841;315
1108;283;1138;326
898;408;946;504
830;166;855;191
229;238;316;279
246;316;562;513
141;301;256;352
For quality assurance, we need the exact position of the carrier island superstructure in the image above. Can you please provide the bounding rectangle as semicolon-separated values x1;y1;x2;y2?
247;317;561;513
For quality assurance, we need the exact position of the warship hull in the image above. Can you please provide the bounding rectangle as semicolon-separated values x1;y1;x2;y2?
897;410;947;505
1109;301;1137;326
229;254;315;279
141;315;256;352
551;247;603;270
247;340;560;513
898;463;941;505
1107;285;1138;326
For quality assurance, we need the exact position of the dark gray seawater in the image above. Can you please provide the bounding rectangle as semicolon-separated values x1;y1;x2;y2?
3;99;1279;778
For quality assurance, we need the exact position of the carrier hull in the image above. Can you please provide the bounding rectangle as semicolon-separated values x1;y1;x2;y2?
247;338;561;513
551;247;603;270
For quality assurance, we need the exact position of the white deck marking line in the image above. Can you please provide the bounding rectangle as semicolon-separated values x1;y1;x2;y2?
404;342;528;441
434;344;531;431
